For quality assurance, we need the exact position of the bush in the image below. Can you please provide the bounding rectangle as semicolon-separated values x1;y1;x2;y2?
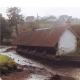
2;39;13;45
1;67;8;74
0;54;17;74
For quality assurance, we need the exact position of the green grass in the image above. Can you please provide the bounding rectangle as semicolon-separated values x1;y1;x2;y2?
0;54;17;74
17;22;55;34
39;22;54;28
62;49;80;56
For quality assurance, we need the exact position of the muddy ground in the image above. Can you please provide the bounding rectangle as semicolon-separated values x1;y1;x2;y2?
1;70;29;80
0;65;51;80
0;61;77;80
0;65;77;80
0;46;79;80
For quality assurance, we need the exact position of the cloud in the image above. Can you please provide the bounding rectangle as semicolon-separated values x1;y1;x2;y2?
0;0;80;7
0;7;80;19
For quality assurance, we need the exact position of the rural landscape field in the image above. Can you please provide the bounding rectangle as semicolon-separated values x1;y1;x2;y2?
0;6;80;80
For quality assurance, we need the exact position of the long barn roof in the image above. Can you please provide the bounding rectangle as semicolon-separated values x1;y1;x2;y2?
13;26;80;47
12;27;68;47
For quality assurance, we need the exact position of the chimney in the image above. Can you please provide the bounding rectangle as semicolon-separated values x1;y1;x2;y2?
22;29;26;32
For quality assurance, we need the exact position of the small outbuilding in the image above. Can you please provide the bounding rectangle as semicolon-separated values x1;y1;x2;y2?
12;26;80;55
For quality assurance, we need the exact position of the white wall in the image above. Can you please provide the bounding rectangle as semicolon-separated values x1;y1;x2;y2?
58;29;77;55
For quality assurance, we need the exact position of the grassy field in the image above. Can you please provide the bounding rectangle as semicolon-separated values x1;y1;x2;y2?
63;49;80;56
0;54;17;74
39;22;55;28
17;22;55;34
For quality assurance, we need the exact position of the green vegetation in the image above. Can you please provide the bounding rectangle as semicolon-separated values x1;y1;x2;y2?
63;49;80;56
17;22;55;34
3;39;13;45
0;14;12;44
39;22;55;28
0;54;17;74
7;7;24;36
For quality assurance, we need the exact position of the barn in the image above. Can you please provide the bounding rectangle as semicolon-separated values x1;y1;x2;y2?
12;26;80;55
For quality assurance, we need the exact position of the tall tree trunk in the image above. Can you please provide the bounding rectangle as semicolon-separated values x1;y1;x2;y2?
0;35;3;45
15;24;18;37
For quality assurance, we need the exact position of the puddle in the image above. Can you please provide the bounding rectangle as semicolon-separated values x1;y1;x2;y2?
0;78;2;80
0;50;45;67
48;75;78;80
26;74;47;80
0;46;44;67
0;46;11;53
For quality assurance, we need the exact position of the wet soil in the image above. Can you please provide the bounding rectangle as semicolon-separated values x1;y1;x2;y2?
0;67;76;80
22;65;52;76
0;64;77;80
0;65;51;80
48;75;76;80
1;70;30;80
0;46;80;80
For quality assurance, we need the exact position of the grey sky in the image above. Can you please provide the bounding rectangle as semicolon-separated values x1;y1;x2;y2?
0;0;80;19
0;7;80;19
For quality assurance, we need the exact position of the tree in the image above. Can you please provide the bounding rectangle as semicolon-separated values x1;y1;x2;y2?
27;22;39;31
71;24;80;36
6;7;24;36
0;14;12;44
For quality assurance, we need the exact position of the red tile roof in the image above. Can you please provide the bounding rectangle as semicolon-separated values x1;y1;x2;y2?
12;27;67;47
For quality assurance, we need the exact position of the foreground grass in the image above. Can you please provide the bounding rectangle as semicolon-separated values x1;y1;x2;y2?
0;54;17;74
62;49;80;56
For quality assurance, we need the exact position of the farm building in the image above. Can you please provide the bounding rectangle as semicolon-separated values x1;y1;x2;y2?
12;25;80;55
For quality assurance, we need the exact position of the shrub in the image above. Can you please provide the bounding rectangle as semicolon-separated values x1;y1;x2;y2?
1;67;8;74
0;54;17;74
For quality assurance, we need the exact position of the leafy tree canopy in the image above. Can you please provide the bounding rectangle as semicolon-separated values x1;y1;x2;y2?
0;14;12;44
6;7;24;36
7;7;24;27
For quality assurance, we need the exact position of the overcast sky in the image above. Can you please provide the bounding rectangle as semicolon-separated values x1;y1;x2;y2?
0;0;80;18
